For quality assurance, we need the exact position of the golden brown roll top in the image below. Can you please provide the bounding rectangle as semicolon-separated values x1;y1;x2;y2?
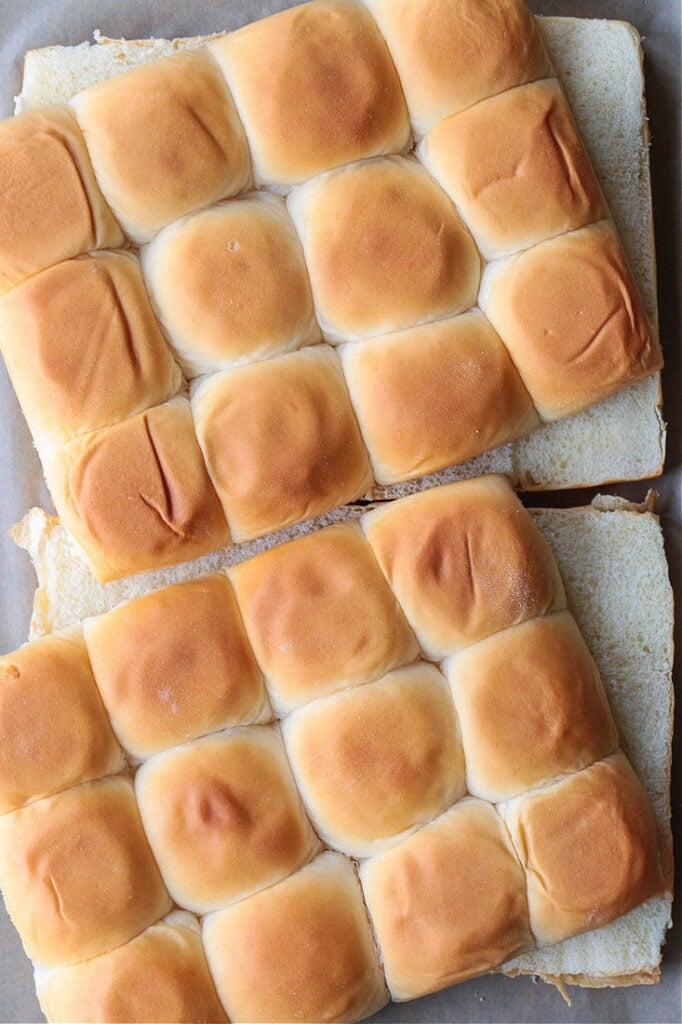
341;311;539;484
444;611;618;801
191;346;373;542
70;50;251;243
420;79;607;259
500;752;666;946
360;799;533;1001
0;105;123;294
364;0;552;136
228;521;418;714
0;776;171;967
35;912;228;1024
0;631;123;815
203;851;389;1024
362;475;566;659
282;664;465;857
84;574;268;760
288;156;480;343
209;0;410;189
0;251;182;445
44;398;230;582
135;726;319;915
141;194;319;377
479;220;663;421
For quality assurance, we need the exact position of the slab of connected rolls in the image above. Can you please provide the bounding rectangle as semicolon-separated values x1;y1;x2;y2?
0;477;665;1023
0;0;663;581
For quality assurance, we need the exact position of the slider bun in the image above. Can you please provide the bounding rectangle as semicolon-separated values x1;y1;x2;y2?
364;0;552;136
84;574;268;760
0;630;123;815
0;776;171;967
0;105;123;294
341;311;539;484
0;251;182;444
209;1;409;188
445;611;618;801
203;851;388;1024
479;220;663;420
288;156;480;343
362;475;566;659
420;79;607;259
500;752;666;945
44;398;230;582
228;521;418;714
71;50;251;243
135;726;319;915
35;912;228;1024
191;346;373;542
141;194;319;377
360;799;532;1001
282;664;465;857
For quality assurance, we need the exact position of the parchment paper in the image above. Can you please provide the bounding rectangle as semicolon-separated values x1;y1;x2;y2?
0;2;679;1022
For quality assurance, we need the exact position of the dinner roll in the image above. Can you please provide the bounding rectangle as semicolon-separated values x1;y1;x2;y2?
84;574;268;760
35;912;228;1024
363;475;566;659
364;0;552;136
141;194;319;377
135;726;319;915
71;50;251;243
420;79;607;259
191;346;373;542
0;630;123;815
360;799;532;1001
500;752;665;945
282;664;465;857
203;851;388;1023
479;220;663;420
209;1;409;189
0;776;171;967
341;311;539;483
288;156;480;343
0;251;182;445
44;398;230;582
444;611;618;802
228;521;418;714
0;105;123;294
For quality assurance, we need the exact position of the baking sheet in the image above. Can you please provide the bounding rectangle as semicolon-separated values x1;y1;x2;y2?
0;1;679;1021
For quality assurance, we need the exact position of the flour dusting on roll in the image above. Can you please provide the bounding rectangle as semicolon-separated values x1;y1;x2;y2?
363;475;566;659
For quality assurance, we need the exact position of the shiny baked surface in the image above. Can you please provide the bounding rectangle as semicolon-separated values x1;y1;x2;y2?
0;0;663;581
0;476;667;1022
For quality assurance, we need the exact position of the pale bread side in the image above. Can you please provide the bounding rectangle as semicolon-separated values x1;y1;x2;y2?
13;16;664;493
